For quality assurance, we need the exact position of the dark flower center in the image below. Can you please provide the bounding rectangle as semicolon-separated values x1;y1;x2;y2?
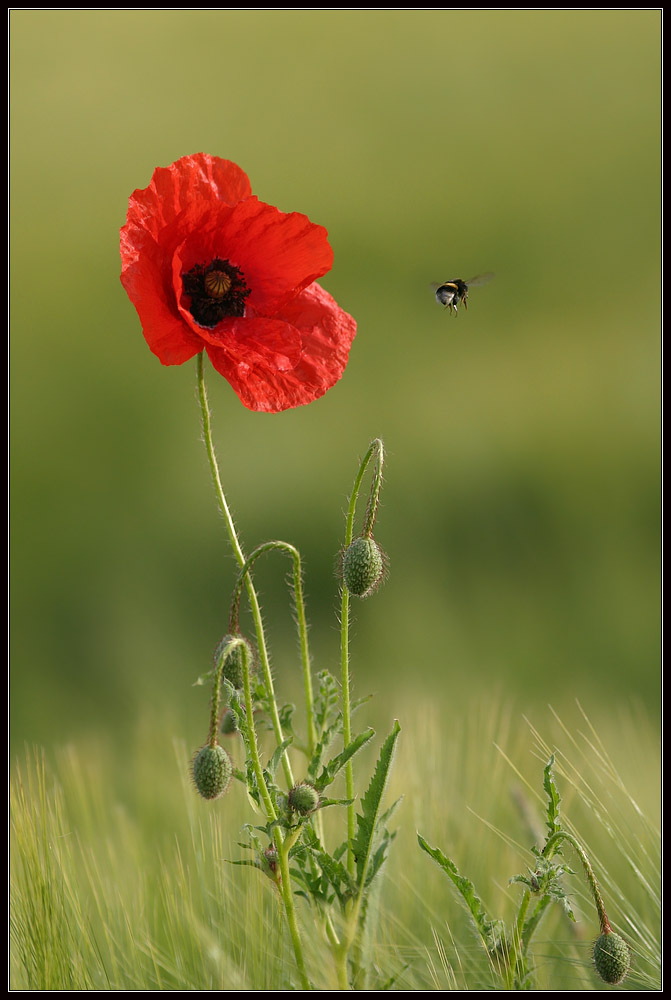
182;257;251;328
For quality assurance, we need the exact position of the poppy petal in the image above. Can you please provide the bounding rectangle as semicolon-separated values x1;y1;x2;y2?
122;154;252;247
205;282;356;412
171;198;333;327
121;228;203;364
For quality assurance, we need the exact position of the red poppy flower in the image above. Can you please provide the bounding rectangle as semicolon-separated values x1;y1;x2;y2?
120;154;356;412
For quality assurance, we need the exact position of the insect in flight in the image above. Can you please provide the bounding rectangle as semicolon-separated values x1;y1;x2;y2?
433;272;494;316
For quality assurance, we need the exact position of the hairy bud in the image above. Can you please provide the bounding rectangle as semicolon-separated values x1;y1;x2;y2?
214;634;254;689
192;744;232;800
593;930;631;985
288;782;320;816
342;536;387;598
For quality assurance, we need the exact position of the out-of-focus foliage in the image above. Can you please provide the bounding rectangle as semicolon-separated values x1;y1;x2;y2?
10;10;660;750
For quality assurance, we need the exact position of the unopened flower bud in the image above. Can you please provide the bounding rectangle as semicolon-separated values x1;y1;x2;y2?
593;930;631;985
214;634;254;689
220;707;238;735
261;845;280;881
342;536;387;598
288;782;320;816
192;744;232;800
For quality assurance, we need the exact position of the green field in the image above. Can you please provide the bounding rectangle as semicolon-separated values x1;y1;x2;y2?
10;10;660;990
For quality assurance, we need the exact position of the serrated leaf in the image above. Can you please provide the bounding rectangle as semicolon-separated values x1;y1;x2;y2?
351;692;374;713
192;668;215;687
543;754;561;839
313;670;340;734
314;727;376;792
521;894;553;949
278;702;296;733
351;721;401;891
417;835;506;954
314;849;357;904
316;796;354;809
267;737;293;779
307;713;343;782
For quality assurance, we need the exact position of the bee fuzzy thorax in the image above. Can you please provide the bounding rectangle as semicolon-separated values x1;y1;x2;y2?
433;272;493;316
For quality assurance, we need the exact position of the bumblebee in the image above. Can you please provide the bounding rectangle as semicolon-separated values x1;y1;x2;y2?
433;272;494;315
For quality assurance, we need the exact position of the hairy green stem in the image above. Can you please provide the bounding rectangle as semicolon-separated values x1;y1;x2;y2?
340;439;384;876
238;631;311;989
239;638;276;822
196;354;293;788
229;540;317;758
543;830;610;933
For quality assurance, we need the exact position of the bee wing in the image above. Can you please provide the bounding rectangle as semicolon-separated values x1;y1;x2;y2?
464;272;494;288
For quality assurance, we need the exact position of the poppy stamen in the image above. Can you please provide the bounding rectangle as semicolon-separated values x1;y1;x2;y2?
183;257;251;327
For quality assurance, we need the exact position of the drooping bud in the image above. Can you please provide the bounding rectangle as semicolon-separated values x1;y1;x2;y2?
593;930;631;985
220;706;238;735
342;536;387;598
288;782;320;817
213;634;254;689
192;743;232;800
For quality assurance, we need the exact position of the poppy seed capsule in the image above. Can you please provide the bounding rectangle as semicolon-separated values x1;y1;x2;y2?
342;536;386;598
192;744;232;800
288;782;320;816
593;930;631;985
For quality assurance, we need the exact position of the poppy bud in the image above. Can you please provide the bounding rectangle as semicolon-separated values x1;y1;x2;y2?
192;744;232;800
593;930;631;985
214;634;254;689
220;707;238;735
342;536;387;598
288;782;320;816
261;845;280;881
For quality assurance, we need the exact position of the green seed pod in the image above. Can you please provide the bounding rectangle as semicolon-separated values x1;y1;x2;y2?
342;536;387;598
593;930;631;985
214;634;254;689
288;782;320;816
192;744;232;800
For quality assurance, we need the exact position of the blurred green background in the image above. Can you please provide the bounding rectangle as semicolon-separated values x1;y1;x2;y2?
10;10;660;755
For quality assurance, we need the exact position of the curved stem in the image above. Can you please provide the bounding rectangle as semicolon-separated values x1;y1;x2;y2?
340;439;384;875
196;354;293;788
207;640;232;748
229;541;317;758
543;830;610;933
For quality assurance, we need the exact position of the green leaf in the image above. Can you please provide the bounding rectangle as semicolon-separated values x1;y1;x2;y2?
267;738;293;779
316;796;354;809
521;893;553;949
543;754;561;840
314;849;357;904
417;835;506;954
313;727;376;792
307;713;343;783
192;668;214;687
351;721;401;891
313;670;340;734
